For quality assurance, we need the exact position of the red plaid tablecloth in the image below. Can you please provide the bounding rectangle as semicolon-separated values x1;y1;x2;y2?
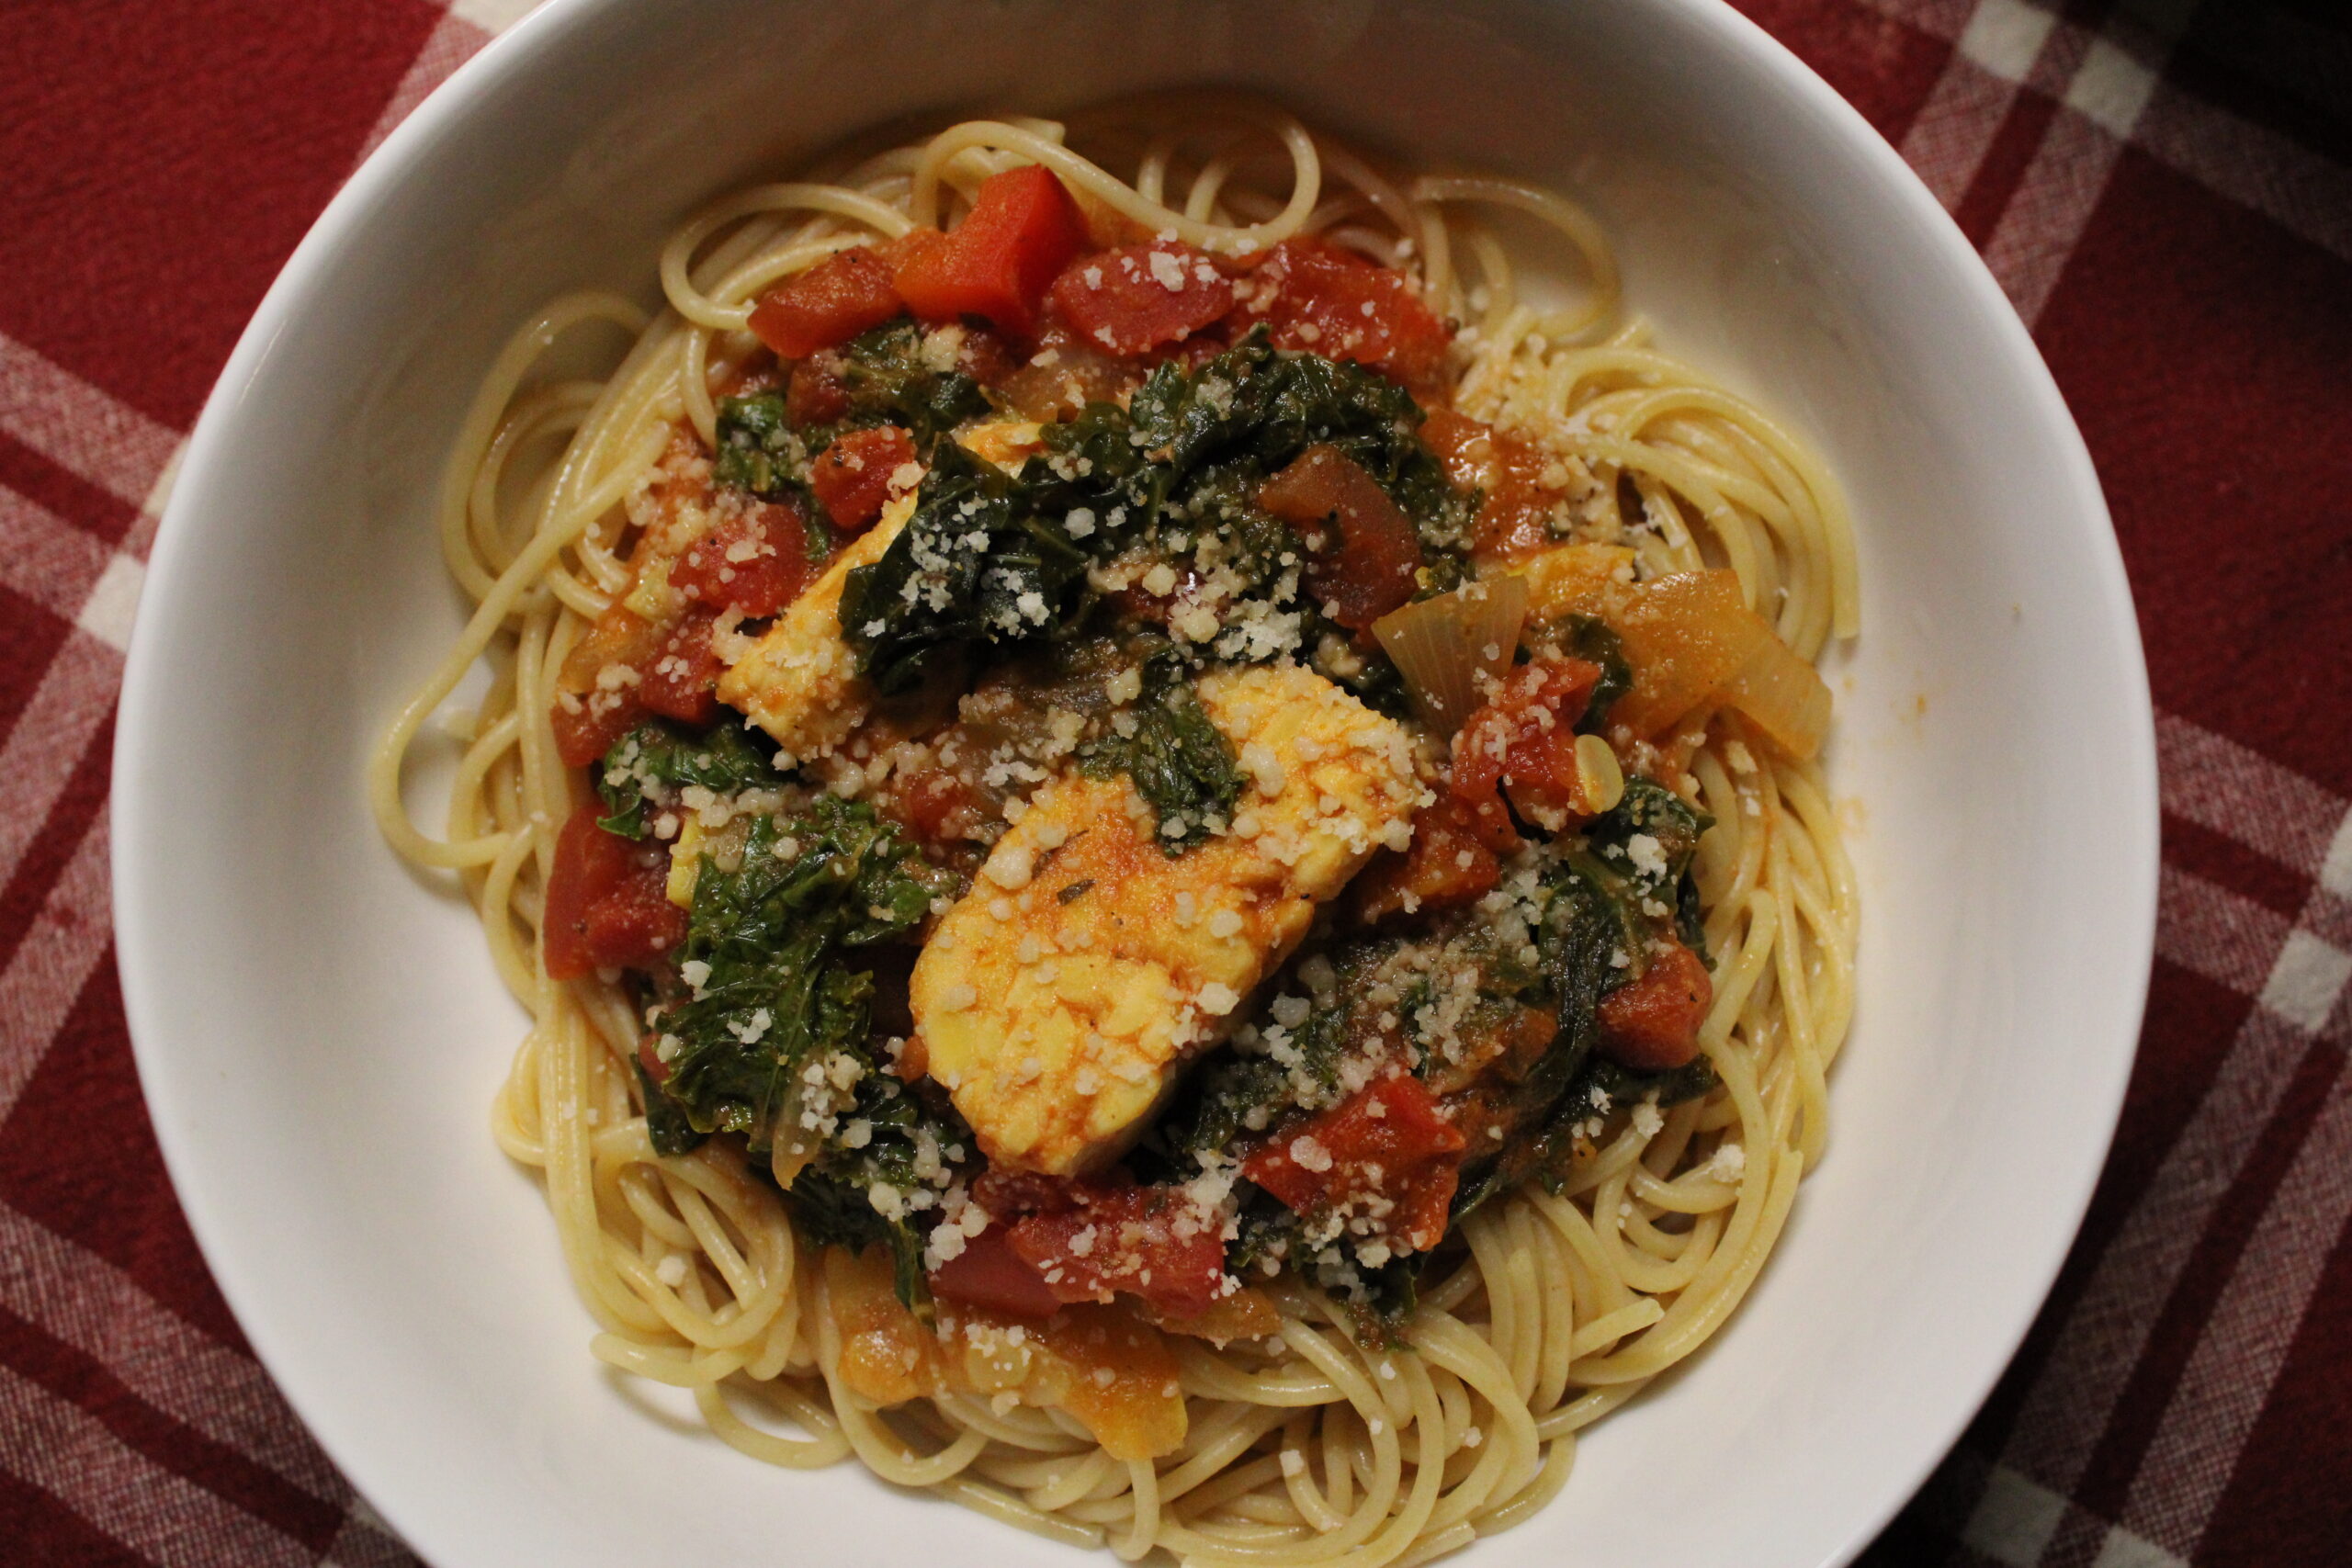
3;0;2346;1562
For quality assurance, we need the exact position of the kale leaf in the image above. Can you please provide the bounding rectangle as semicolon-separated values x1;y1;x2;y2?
841;330;1476;694
784;1165;930;1313
1079;648;1243;854
838;439;1093;695
648;798;953;1153
814;319;991;455
713;319;990;502
1450;781;1719;1209
1569;1052;1719;1122
1588;778;1714;959
713;392;808;500
1554;614;1633;730
639;795;967;1310
636;1058;707;1158
1224;1189;1426;1347
594;718;784;840
1159;973;1351;1161
1052;328;1473;556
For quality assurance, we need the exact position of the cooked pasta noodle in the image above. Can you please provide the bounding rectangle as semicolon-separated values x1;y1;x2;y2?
374;96;1856;1565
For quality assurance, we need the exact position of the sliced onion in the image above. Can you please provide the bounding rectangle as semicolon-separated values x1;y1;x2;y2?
1602;571;1770;738
768;1111;820;1190
1722;633;1833;760
1372;575;1530;734
1524;564;1830;754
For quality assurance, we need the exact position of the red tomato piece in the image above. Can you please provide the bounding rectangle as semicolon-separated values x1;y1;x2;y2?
1008;1187;1228;1320
1241;1074;1466;1255
636;608;723;727
786;357;852;426
748;246;905;360
552;686;644;769
879;764;993;850
549;603;668;766
1597;942;1713;1070
1350;795;1503;924
952;324;1021;388
996;321;1143;420
970;1168;1082;1218
544;807;685;980
1048;242;1235;356
808;425;917;532
670;495;825;618
1449;653;1605;852
1233;239;1452;389
929;1224;1065;1319
1420;408;1568;562
891;165;1089;338
1256;443;1423;629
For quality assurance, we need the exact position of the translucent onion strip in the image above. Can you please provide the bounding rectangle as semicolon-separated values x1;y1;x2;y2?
1371;576;1529;734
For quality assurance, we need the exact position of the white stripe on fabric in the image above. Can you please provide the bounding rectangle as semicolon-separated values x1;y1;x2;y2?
1958;0;2058;83
74;554;143;654
0;333;182;512
0;808;113;1122
2118;1060;2352;1556
0;635;119;897
2158;713;2346;880
0;1362;320;1568
1996;1005;2314;1495
2258;931;2352;1035
0;1203;353;1505
1962;1461;2071;1565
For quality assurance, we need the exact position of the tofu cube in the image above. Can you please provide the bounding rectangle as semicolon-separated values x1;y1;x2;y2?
909;663;1419;1174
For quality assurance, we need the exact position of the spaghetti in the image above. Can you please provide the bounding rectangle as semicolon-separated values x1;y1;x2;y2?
373;97;1858;1565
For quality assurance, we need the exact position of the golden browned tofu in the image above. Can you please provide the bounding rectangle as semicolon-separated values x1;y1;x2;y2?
716;490;916;763
909;664;1420;1175
956;419;1045;471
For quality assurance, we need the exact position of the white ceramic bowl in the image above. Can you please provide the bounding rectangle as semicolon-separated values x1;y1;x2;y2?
114;2;2159;1564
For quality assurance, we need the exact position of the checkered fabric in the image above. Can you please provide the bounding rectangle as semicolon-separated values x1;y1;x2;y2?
1;0;2344;1562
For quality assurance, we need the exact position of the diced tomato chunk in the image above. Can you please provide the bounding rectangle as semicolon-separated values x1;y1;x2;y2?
970;1168;1080;1218
929;1224;1065;1319
1421;408;1570;561
880;764;992;850
1049;242;1235;356
671;495;825;618
1450;653;1605;852
808;425;916;532
1232;239;1452;389
543;807;685;980
1351;795;1502;924
552;687;643;769
1598;942;1713;1070
952;325;1021;387
891;165;1089;338
550;603;668;765
946;1174;1229;1320
786;357;852;426
636;608;724;726
749;246;906;360
1242;1074;1466;1255
1256;444;1422;629
997;321;1142;420
1006;1186;1228;1320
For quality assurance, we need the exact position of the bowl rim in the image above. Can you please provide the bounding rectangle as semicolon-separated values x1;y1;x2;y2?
111;0;2161;1562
